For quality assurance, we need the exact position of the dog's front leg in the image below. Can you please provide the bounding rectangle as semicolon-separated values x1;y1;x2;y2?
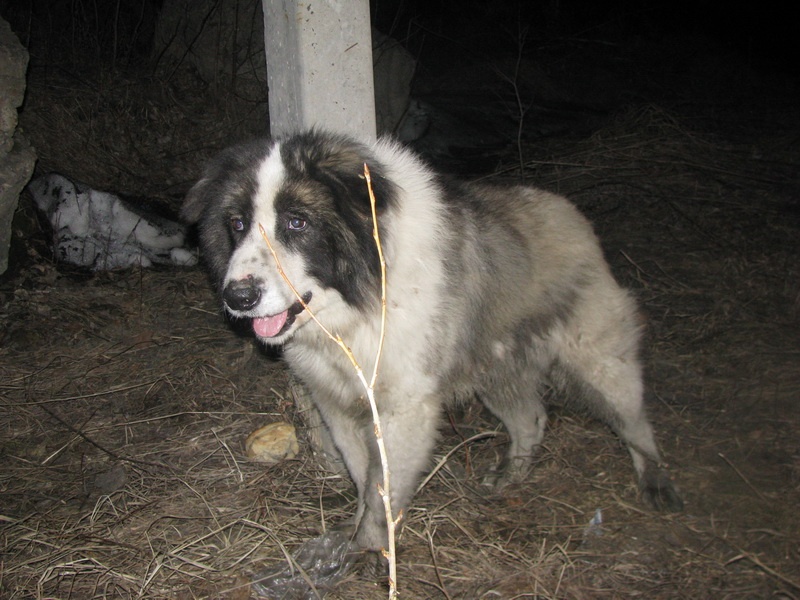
354;395;442;554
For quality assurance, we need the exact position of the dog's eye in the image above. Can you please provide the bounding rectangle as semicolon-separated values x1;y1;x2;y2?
287;217;307;231
230;217;245;232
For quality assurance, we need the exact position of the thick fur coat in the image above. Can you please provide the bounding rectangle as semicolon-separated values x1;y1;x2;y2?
182;130;682;554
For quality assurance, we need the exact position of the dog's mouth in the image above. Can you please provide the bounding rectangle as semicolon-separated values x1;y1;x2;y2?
252;292;312;339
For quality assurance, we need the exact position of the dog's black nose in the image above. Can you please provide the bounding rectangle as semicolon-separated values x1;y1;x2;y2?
223;278;261;311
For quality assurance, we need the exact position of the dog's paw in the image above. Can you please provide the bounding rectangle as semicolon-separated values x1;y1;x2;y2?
481;456;532;492
640;464;684;512
355;549;390;581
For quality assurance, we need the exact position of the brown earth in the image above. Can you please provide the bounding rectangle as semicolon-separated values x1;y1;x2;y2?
1;23;798;600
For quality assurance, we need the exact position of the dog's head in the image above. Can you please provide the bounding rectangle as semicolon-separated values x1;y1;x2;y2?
182;130;396;343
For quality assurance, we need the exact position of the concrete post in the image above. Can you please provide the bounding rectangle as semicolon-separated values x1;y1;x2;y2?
262;0;376;142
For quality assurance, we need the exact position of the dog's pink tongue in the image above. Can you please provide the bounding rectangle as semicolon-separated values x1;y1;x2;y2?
252;311;288;338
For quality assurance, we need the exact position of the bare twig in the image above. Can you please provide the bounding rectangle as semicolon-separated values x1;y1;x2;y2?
718;452;769;502
726;551;800;592
364;163;401;598
257;163;400;598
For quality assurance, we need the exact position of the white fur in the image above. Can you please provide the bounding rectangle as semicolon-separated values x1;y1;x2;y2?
185;132;682;559
222;148;300;320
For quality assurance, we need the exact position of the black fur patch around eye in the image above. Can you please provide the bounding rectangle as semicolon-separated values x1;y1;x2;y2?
275;132;400;308
279;130;397;217
182;140;271;285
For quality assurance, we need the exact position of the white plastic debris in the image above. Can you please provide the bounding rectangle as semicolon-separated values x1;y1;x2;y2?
251;530;359;599
27;173;197;270
584;507;604;539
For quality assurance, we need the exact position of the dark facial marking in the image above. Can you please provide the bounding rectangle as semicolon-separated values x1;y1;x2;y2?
182;140;275;285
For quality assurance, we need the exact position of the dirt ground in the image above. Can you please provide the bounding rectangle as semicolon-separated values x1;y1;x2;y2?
1;13;799;600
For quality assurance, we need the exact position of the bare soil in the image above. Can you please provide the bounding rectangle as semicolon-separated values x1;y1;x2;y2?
1;24;799;600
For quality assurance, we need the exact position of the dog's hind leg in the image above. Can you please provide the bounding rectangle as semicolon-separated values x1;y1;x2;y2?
552;323;683;512
479;370;549;489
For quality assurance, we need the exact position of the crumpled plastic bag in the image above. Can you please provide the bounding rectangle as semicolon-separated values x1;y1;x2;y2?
251;530;360;599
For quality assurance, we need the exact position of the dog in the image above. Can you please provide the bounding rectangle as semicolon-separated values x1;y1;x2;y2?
182;129;682;559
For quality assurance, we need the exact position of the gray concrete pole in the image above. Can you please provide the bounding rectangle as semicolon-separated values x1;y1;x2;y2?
262;0;376;142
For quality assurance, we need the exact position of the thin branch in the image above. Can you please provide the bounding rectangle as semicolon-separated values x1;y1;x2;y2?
365;163;388;390
257;162;399;598
364;163;400;598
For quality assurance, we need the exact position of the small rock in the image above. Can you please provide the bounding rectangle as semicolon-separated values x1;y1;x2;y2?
245;422;299;464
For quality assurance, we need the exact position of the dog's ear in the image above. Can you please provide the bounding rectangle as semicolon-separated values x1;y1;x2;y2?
181;178;210;224
326;161;394;215
182;139;272;225
318;162;395;220
357;165;394;216
317;145;395;217
283;131;396;217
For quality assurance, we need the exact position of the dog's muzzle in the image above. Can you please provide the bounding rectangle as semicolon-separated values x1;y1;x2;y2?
223;276;261;312
223;277;312;339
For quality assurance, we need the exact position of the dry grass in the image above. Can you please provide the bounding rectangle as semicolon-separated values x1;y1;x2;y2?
2;32;799;599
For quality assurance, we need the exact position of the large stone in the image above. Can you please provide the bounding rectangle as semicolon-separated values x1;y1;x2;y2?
0;18;37;275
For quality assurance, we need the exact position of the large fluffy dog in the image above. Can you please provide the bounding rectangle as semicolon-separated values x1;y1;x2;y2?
182;130;682;556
